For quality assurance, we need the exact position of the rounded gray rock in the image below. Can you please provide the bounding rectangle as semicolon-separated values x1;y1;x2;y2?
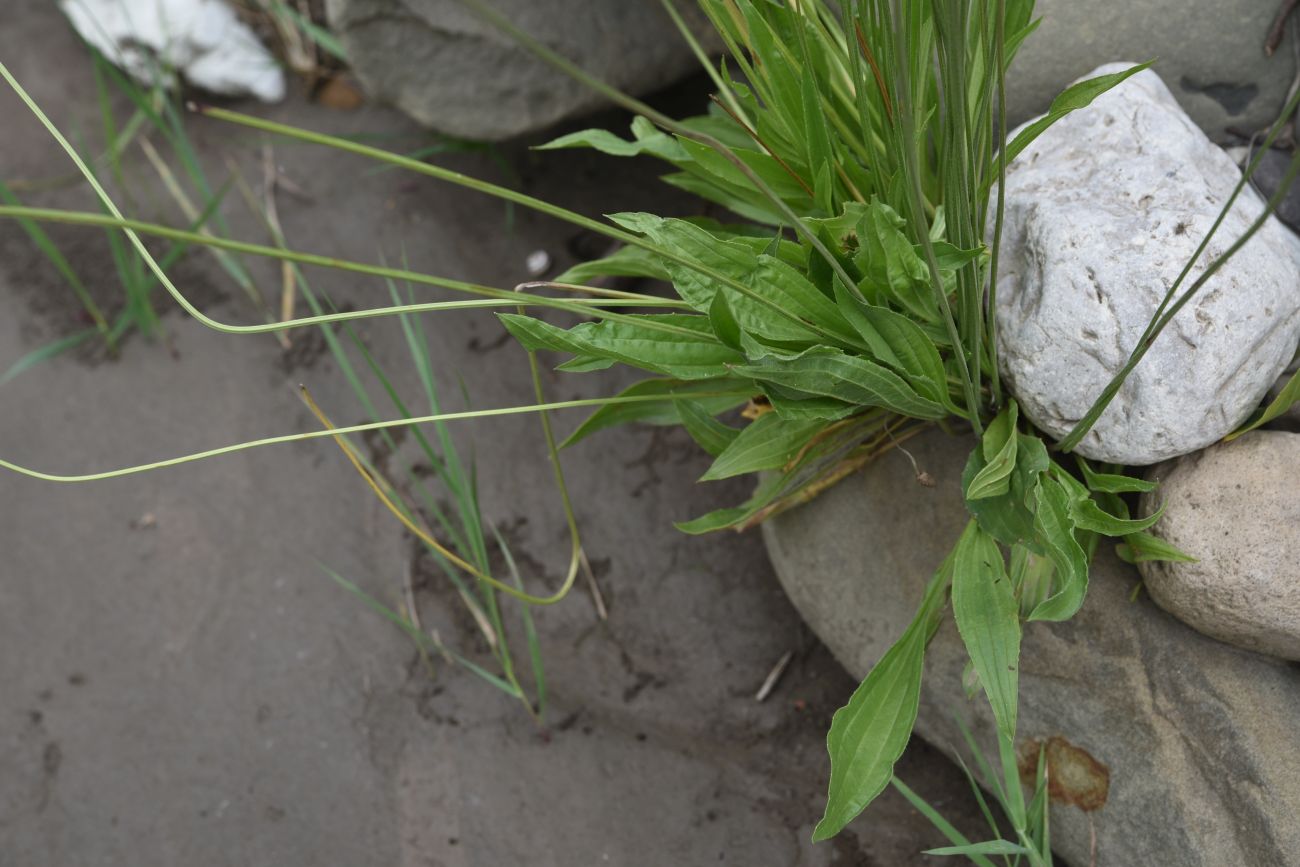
1006;0;1297;138
1139;430;1300;660
323;0;719;141
996;64;1300;465
763;428;1300;866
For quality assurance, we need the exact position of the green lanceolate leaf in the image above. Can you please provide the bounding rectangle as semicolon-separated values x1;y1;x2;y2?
498;312;743;380
966;402;1020;500
1227;365;1300;439
700;412;822;480
1028;476;1090;622
996;62;1154;184
746;254;859;344
733;347;946;420
675;505;753;534
608;214;838;344
536;116;685;161
831;275;898;363
801;68;834;208
553;243;670;285
951;521;1021;741
814;551;953;842
762;388;858;421
677;399;740;457
708;285;743;350
560;377;748;448
813;159;835;218
1116;531;1198;565
1077;457;1157;494
0;328;98;385
675;460;795;535
925;841;1032;858
853;200;937;323
832;278;951;407
1068;497;1162;537
660;170;787;225
1012;545;1059;619
963;433;1050;546
555;356;616;372
889;778;1001;867
676;137;815;210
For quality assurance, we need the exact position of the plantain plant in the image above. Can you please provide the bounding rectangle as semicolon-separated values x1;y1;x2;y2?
2;0;1299;858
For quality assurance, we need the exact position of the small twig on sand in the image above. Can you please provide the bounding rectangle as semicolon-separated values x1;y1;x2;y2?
887;426;936;487
402;557;423;633
260;144;298;334
755;650;794;702
579;548;608;621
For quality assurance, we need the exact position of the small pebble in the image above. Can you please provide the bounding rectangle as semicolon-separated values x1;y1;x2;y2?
525;250;551;277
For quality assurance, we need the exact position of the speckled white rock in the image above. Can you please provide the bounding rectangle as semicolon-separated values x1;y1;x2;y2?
995;64;1300;465
1138;430;1300;659
59;0;285;102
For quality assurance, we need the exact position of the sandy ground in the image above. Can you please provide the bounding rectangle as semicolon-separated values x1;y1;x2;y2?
0;3;985;864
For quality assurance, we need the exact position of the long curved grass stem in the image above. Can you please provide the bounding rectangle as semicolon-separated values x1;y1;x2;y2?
0;58;834;345
0;390;755;484
193;104;849;344
0;206;687;327
299;386;579;606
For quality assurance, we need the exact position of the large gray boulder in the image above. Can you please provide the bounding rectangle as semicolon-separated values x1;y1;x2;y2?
323;0;718;141
996;64;1300;465
1139;430;1300;660
1006;0;1296;138
326;1;1295;143
763;429;1300;866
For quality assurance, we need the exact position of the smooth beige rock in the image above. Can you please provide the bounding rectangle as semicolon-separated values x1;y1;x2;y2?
764;429;1300;866
1139;430;1300;660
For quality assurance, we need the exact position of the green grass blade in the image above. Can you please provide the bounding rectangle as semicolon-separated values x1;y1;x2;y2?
0;328;98;385
0;182;111;342
889;777;999;867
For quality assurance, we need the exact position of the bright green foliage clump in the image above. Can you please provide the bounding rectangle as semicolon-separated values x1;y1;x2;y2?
492;1;1157;842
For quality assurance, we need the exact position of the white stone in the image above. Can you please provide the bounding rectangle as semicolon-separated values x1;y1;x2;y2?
1139;430;1300;660
995;64;1300;464
60;0;285;102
